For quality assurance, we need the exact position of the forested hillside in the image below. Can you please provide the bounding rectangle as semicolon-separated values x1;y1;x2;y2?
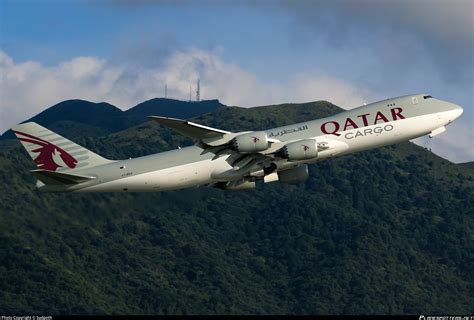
0;99;472;314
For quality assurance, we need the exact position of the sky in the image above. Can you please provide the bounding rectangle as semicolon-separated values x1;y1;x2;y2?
0;0;473;162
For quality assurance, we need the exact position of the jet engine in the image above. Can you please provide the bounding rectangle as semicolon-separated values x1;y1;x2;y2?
231;131;269;153
280;139;318;161
278;165;309;184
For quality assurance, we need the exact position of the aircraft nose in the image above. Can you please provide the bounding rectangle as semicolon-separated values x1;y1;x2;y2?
451;104;463;120
444;103;463;124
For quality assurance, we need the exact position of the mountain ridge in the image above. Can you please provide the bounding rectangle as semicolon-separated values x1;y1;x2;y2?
1;98;226;140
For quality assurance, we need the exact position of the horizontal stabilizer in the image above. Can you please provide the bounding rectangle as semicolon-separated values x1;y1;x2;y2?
30;170;96;185
148;116;231;140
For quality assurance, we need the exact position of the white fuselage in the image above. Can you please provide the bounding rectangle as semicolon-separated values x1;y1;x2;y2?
62;94;463;192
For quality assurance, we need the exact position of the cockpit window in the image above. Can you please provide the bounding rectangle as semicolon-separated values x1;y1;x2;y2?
423;95;433;99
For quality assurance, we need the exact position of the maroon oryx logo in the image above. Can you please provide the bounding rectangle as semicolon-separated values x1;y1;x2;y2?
302;144;310;151
251;136;260;144
13;131;77;171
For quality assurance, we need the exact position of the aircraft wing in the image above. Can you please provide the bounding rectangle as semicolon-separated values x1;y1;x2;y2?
148;116;231;140
149;115;286;181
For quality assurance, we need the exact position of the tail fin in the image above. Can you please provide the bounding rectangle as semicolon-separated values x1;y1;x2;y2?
12;122;112;172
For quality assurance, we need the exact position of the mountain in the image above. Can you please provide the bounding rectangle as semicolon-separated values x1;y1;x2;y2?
459;161;474;171
0;100;472;315
1;100;127;140
125;98;226;126
1;98;225;140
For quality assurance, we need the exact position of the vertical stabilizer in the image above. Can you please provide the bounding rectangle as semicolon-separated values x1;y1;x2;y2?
12;122;112;172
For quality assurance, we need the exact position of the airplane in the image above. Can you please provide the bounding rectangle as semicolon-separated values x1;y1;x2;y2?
12;93;463;192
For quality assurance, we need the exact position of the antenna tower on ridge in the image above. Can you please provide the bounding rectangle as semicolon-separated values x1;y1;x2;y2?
196;79;200;102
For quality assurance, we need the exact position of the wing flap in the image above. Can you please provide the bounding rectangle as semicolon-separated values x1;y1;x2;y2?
30;170;96;185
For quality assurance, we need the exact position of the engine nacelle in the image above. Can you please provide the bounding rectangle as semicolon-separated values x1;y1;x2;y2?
232;131;269;153
278;165;309;184
281;139;318;161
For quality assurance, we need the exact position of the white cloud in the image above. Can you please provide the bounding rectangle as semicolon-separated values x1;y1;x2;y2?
290;74;374;109
0;51;124;129
1;48;470;163
0;48;369;129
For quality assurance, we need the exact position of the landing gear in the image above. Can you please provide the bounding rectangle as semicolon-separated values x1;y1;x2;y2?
263;162;277;175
